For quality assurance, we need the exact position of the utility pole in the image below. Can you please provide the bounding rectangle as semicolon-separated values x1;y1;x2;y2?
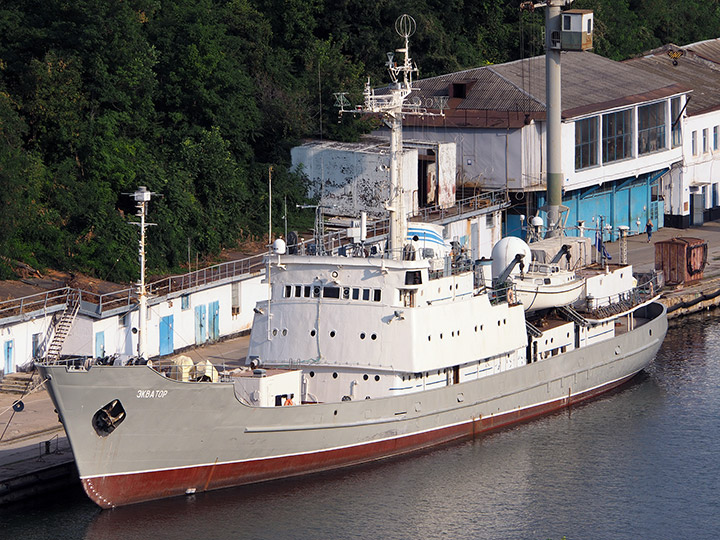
545;0;568;238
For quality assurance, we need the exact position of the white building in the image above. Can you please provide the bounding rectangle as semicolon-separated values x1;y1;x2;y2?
0;260;265;375
291;137;457;218
625;38;720;227
380;50;693;240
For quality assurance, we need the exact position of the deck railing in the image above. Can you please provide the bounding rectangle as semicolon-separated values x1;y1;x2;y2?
0;252;267;321
411;189;509;223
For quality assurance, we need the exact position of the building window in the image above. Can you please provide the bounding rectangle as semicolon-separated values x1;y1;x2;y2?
714;126;719;151
637;102;666;155
181;294;190;310
575;117;598;170
692;131;698;156
671;97;682;148
703;128;709;153
602;109;632;163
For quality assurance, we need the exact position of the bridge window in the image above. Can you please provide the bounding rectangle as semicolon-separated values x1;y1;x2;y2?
323;286;340;299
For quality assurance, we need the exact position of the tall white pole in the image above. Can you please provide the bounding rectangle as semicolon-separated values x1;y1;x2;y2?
131;186;154;360
389;111;405;260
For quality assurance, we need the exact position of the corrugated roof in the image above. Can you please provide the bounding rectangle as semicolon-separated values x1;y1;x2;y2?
625;39;720;116
403;51;687;128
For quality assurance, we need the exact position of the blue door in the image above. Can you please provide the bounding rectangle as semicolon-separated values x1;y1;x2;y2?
95;331;105;358
159;315;174;356
208;301;220;341
4;340;14;375
195;305;207;345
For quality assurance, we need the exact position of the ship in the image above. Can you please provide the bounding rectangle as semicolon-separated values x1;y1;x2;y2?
38;14;667;509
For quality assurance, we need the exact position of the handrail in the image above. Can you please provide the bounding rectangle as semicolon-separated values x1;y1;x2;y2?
0;252;268;320
410;189;509;222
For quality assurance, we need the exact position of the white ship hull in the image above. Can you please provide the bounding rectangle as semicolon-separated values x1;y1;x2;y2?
39;302;666;509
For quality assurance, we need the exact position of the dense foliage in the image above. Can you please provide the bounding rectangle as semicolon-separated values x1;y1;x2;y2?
1;0;718;281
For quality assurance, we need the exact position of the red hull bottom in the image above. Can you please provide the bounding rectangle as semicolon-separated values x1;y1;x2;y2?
83;373;636;508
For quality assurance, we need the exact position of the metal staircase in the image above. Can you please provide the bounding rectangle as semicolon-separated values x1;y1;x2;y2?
526;320;543;338
557;305;589;327
45;290;81;364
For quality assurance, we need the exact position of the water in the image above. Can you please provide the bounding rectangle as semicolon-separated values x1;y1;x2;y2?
3;314;720;540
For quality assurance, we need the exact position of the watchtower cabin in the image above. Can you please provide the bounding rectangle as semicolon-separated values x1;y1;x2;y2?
561;9;594;51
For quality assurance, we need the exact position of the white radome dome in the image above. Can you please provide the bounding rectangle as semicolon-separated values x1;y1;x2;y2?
491;237;532;280
272;238;287;255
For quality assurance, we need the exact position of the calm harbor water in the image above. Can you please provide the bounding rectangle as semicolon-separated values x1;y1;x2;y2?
2;313;720;540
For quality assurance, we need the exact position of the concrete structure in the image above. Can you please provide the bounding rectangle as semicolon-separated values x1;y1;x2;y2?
625;38;720;228
291;138;456;218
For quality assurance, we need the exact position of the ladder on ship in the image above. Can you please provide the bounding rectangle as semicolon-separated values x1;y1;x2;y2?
45;290;81;364
557;305;589;327
526;320;543;338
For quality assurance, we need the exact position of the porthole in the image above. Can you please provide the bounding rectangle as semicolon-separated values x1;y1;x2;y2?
475;325;478;332
363;374;369;381
374;375;380;382
497;321;501;327
313;286;321;297
272;328;278;336
332;372;338;379
451;331;455;337
360;332;366;340
330;330;336;338
309;371;315;377
458;330;461;336
649;329;653;336
310;329;316;337
371;333;377;340
503;319;506;324
282;329;288;336
440;333;443;339
428;335;431;341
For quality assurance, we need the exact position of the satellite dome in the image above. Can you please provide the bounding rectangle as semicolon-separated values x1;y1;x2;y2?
491;237;532;280
272;238;287;255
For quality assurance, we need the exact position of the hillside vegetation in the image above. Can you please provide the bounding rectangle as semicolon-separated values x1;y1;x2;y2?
1;0;718;281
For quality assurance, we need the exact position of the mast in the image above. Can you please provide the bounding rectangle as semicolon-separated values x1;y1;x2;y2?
364;15;416;260
336;15;444;261
130;186;156;360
